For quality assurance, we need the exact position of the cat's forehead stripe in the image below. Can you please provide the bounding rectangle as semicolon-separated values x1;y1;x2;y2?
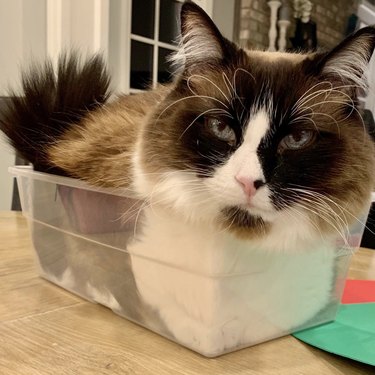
243;108;270;151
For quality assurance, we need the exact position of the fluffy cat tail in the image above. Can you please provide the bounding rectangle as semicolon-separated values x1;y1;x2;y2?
0;53;110;174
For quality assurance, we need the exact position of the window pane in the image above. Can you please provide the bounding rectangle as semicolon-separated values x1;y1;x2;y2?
159;0;182;44
130;41;153;89
132;0;155;39
158;47;175;83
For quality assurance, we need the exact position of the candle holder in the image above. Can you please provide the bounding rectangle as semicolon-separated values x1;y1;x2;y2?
267;0;282;52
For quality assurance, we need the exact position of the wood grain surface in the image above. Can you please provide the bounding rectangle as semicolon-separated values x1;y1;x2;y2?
0;211;374;375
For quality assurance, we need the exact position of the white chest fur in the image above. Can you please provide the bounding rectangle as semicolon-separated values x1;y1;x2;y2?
128;206;336;356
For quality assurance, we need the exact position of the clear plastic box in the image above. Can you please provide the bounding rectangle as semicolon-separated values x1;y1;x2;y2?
10;166;372;357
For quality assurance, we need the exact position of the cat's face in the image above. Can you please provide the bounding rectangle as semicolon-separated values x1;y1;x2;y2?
135;2;375;245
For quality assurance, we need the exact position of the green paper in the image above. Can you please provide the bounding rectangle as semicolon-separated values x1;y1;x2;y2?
293;303;375;366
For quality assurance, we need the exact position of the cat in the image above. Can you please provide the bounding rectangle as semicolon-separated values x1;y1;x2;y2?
1;1;375;355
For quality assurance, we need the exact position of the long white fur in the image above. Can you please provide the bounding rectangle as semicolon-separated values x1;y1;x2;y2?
169;16;223;72
129;206;335;356
322;34;372;90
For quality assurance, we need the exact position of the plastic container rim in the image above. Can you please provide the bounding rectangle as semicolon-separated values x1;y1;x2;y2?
9;165;137;198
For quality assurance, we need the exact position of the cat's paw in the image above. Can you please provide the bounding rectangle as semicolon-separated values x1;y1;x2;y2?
160;307;244;356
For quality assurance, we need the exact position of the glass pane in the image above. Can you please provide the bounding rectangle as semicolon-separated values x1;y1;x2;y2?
158;47;175;83
130;41;153;89
132;0;155;38
159;0;182;44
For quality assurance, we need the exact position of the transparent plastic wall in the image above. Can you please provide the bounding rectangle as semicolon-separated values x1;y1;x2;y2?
10;166;372;357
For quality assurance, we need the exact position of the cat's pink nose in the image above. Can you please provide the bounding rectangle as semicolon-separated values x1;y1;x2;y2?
235;175;265;197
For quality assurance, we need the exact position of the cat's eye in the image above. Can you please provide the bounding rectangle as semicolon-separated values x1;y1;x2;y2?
279;130;316;152
205;117;236;146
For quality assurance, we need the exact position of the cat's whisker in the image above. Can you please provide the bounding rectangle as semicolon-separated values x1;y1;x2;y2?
289;114;320;132
137;169;201;180
278;200;325;242
305;199;350;241
287;187;348;221
222;72;234;99
296;80;333;100
291;97;361;137
287;186;375;236
232;69;253;123
217;207;241;234
308;111;342;134
292;85;357;120
292;88;358;124
291;200;350;247
293;82;359;110
179;108;234;140
284;187;348;225
181;112;219;141
307;99;355;110
296;87;332;107
292;82;333;115
187;74;230;104
309;100;366;139
239;106;247;123
222;71;247;114
117;203;146;226
291;90;335;118
197;152;227;166
156;94;229;124
281;187;352;244
233;67;256;85
132;199;152;237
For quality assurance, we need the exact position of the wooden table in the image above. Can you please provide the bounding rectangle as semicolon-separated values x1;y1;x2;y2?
0;211;374;375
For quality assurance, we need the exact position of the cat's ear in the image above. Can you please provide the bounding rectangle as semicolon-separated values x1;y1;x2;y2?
317;26;375;89
171;1;233;71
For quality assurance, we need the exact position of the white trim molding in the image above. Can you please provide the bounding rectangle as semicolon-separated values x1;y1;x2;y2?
46;0;110;65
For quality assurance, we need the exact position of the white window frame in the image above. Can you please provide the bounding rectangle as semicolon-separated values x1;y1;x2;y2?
116;0;213;94
43;0;213;95
357;0;375;114
129;0;180;93
47;0;109;68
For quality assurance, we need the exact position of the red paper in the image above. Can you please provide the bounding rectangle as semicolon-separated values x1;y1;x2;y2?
341;279;375;304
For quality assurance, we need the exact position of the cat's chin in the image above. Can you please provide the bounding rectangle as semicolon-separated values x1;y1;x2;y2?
219;205;323;250
219;207;269;239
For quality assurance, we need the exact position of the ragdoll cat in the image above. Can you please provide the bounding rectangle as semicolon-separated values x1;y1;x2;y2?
1;1;375;355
